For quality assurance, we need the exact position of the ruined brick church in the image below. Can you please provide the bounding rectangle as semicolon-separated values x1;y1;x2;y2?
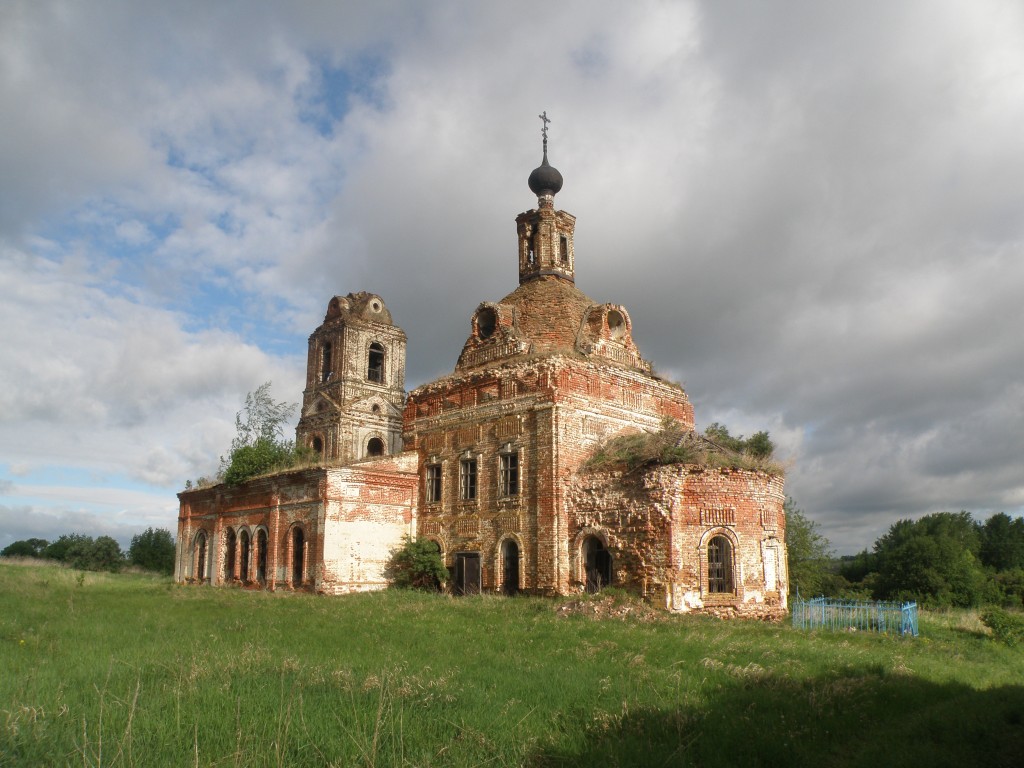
176;123;788;616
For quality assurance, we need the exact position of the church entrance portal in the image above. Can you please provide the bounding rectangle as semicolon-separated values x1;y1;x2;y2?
583;536;612;593
501;540;520;595
454;552;481;595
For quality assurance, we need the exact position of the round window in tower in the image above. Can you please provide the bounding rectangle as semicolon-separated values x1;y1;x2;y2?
607;309;625;340
476;307;498;340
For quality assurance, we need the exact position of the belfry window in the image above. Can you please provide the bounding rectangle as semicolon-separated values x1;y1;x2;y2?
320;342;332;382
367;342;385;383
499;451;519;497
425;464;442;503
460;457;477;501
559;235;568;264
708;536;734;593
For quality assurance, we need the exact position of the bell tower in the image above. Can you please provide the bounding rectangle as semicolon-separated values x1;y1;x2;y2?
295;292;406;464
517;112;576;284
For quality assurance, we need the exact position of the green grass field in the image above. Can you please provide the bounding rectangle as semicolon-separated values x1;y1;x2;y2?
2;562;1022;767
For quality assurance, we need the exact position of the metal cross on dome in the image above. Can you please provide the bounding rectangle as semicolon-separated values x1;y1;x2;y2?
538;111;550;141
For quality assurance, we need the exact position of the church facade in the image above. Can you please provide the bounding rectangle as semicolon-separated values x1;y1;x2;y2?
175;133;788;617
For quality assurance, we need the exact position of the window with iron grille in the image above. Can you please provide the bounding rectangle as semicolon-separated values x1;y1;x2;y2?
425;464;442;503
707;535;734;593
460;458;477;501
499;451;519;497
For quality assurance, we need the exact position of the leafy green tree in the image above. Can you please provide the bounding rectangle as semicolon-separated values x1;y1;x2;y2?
873;511;985;607
128;527;176;574
979;513;1024;571
784;497;832;596
1;538;49;557
232;381;296;449
89;536;125;572
219;382;303;486
43;533;90;562
385;536;448;590
63;535;124;572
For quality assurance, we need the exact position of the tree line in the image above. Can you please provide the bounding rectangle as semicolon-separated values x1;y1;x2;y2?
787;504;1024;609
0;527;176;575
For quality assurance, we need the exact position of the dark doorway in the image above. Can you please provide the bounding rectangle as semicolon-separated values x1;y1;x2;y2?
501;540;520;595
224;529;236;581
256;529;268;584
366;437;385;457
583;536;612;593
239;530;251;582
292;527;304;586
454;552;481;596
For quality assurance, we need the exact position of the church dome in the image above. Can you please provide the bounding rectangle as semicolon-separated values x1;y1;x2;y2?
528;152;563;197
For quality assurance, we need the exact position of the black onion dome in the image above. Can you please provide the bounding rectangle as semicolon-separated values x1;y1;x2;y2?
528;150;563;196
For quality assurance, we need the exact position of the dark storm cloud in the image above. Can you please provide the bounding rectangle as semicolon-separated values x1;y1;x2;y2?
1;1;1022;552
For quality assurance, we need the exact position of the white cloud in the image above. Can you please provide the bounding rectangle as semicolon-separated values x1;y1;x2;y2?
2;1;1023;552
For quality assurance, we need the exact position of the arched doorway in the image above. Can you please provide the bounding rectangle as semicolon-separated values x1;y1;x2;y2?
366;437;385;457
707;535;734;594
291;527;304;586
256;529;268;584
501;539;520;595
224;528;236;581
239;530;251;583
195;531;207;581
583;536;612;593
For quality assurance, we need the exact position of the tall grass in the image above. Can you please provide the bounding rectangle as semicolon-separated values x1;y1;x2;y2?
2;562;1023;767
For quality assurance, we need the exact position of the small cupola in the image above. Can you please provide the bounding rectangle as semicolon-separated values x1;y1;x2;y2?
517;112;576;285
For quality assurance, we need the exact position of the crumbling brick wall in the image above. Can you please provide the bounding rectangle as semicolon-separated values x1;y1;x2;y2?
567;464;787;617
175;453;417;594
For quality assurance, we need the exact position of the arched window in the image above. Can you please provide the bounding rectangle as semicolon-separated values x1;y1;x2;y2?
320;342;332;383
366;437;385;457
256;529;268;584
708;535;734;593
195;531;208;581
239;530;251;583
367;342;385;383
501;539;520;595
311;436;323;454
582;535;612;593
559;235;568;264
291;527;305;586
224;528;237;581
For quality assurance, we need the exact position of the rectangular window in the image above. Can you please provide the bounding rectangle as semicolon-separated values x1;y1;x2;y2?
499;452;519;497
460;458;477;501
425;464;442;503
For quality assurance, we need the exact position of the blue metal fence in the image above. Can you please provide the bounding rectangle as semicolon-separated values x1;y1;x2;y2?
791;595;919;637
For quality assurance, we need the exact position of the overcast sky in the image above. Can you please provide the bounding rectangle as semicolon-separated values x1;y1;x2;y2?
2;0;1023;554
